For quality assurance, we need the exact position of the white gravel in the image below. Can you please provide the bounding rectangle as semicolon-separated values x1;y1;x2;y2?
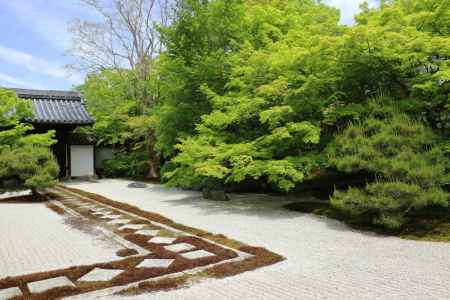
66;179;450;299
0;201;122;279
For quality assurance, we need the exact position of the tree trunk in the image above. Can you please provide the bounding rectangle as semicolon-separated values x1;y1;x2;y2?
31;188;40;199
147;129;160;180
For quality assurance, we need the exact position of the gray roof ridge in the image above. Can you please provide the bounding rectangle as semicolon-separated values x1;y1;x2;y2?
11;88;82;101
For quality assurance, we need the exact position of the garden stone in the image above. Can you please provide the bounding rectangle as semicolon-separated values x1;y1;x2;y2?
28;276;75;294
136;259;175;269
164;243;195;253
78;268;123;282
127;182;147;189
202;189;230;201
149;237;176;244
0;287;22;299
181;250;215;260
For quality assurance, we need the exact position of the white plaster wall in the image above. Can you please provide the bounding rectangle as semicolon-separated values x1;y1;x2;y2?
70;145;94;177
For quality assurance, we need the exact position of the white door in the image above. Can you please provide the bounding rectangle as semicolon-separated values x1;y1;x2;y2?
70;145;94;177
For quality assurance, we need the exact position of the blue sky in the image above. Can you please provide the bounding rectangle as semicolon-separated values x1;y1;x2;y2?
0;0;374;91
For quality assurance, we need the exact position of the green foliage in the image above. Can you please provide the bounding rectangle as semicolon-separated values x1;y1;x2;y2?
328;100;448;229
0;88;58;192
154;0;450;193
78;70;152;147
153;0;245;157
102;151;149;178
79;70;158;177
160;0;339;191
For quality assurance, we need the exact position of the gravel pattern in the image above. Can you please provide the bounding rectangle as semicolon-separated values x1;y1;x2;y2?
66;179;450;300
0;202;122;279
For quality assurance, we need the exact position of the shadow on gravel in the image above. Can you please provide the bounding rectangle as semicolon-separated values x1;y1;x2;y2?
161;194;312;221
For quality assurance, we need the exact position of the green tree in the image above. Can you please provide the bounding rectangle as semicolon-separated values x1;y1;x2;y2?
328;99;448;229
154;0;245;158
161;0;342;191
0;88;58;194
78;70;153;178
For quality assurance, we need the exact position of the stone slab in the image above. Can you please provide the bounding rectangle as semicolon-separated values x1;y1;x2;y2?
78;268;123;282
180;250;215;260
100;214;122;220
92;211;112;216
135;229;160;236
128;182;147;188
90;207;108;212
0;287;22;299
28;276;75;294
119;224;147;231
107;219;131;225
136;259;175;269
149;237;177;244
164;243;195;253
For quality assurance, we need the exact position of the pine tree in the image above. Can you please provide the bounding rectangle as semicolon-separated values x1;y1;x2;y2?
0;88;59;195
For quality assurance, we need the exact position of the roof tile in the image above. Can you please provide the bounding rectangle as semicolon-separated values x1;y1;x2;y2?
12;88;94;125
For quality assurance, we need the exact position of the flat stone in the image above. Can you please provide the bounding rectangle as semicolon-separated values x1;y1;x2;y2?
93;211;112;216
107;218;130;225
100;214;122;220
149;237;177;244
135;229;160;236
0;287;22;299
127;182;147;188
164;243;195;253
180;250;215;260
78;268;123;282
78;203;96;208
28;276;75;294
90;207;108;212
136;259;175;269
119;224;147;231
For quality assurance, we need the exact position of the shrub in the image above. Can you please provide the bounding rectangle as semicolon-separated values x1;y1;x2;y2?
103;151;149;178
328;99;449;229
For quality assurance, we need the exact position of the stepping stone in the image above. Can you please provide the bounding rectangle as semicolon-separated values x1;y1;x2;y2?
79;204;97;209
136;259;175;269
78;268;123;282
119;224;147;231
180;250;215;260
28;276;75;294
100;214;122;220
0;287;22;299
148;237;177;244
91;207;108;212
93;211;112;216
135;229;160;236
108;218;130;225
164;243;195;252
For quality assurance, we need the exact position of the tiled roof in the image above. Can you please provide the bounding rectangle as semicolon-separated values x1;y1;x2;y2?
12;88;94;125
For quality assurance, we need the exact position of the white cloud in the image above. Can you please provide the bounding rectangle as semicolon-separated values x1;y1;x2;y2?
0;44;83;84
3;1;100;51
326;0;378;25
3;1;72;50
0;72;47;89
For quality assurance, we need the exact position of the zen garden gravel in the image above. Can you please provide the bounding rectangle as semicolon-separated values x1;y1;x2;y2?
65;179;450;300
0;179;449;299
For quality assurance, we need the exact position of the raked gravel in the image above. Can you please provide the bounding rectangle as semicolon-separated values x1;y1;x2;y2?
64;179;450;300
0;201;122;279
